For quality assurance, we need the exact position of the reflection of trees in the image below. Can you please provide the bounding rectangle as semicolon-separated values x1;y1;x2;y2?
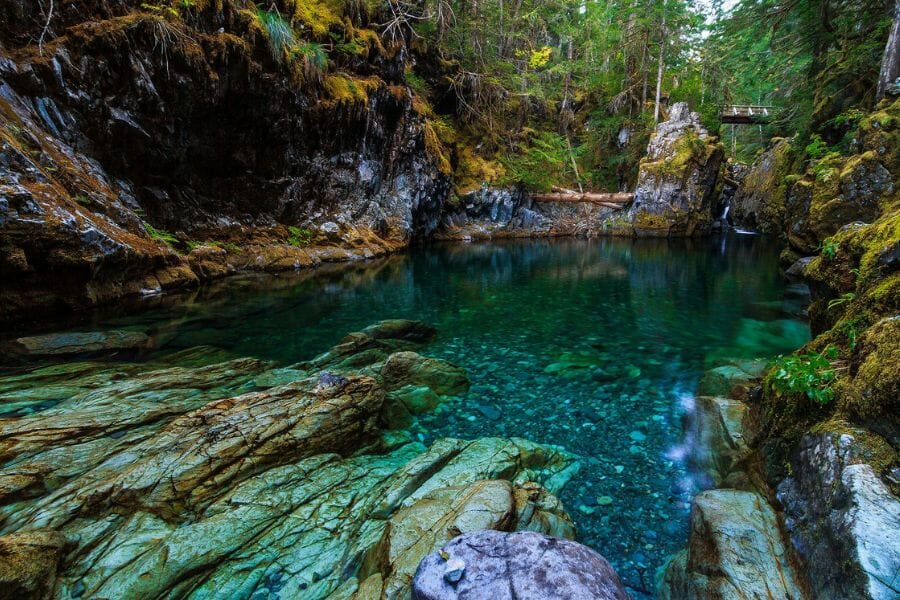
82;235;788;366
621;235;786;364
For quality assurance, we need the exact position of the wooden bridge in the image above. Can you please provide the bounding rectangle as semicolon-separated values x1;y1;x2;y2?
720;105;775;125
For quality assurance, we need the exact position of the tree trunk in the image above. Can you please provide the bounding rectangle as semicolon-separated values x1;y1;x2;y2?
653;0;667;123
878;0;900;100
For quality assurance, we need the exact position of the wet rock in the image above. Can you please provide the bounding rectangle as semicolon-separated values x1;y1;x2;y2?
730;138;791;234
683;396;750;487
412;530;630;600
625;102;724;238
381;351;470;396
658;490;803;600
697;365;757;398
0;324;581;600
0;529;67;600
777;431;900;600
6;330;151;357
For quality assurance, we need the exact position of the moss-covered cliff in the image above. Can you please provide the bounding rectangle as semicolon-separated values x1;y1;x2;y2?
753;99;900;489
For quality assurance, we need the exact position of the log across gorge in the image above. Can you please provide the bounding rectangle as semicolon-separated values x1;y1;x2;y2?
531;186;635;209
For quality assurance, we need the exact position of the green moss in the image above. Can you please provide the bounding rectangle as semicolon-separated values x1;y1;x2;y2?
632;210;672;230
321;73;379;105
290;0;343;38
143;222;179;247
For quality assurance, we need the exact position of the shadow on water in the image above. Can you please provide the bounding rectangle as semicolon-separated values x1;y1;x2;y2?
0;234;810;597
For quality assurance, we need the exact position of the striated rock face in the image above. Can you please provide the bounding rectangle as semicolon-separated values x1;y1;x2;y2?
0;2;450;325
777;431;900;600
682;396;750;489
622;103;724;237
0;321;583;599
658;489;804;600
412;530;630;600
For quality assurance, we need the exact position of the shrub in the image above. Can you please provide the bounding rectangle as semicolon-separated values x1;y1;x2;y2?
769;346;838;404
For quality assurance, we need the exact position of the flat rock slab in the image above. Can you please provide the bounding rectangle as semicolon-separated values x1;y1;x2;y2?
412;530;630;600
6;330;150;357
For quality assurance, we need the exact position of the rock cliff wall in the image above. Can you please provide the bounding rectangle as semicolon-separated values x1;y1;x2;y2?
0;0;449;325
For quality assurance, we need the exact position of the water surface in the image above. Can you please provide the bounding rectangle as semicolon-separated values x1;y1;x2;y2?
3;235;809;596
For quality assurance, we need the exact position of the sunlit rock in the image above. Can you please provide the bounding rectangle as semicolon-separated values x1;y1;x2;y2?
658;490;804;600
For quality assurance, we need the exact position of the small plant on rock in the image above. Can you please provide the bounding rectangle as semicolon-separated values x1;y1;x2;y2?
143;222;179;247
820;237;839;259
769;345;839;404
287;226;313;246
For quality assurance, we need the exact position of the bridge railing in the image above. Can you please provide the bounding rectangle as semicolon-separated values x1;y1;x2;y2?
719;105;776;123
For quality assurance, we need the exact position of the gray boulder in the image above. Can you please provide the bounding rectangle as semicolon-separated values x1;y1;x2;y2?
412;530;630;600
777;431;900;600
624;102;724;237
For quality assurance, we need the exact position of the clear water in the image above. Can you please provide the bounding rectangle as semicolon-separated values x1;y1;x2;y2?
3;235;810;597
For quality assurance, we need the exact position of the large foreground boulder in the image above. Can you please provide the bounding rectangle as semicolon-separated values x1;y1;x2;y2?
658;489;804;600
620;103;724;237
412;530;630;600
777;431;900;600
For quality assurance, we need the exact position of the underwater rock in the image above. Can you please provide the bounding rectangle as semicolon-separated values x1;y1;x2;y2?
381;351;470;397
658;489;803;600
697;365;758;399
412;530;630;600
5;330;151;357
624;102;724;238
777;431;900;600
684;396;750;488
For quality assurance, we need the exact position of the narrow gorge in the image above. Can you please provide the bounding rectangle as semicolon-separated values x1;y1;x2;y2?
1;0;898;599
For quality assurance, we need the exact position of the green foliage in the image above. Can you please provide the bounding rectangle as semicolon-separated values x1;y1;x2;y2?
827;292;856;311
502;132;578;191
820;237;839;259
254;8;297;63
769;346;839;404
805;134;830;159
292;42;328;70
141;2;179;18
143;222;179;247
287;226;313;246
840;319;860;350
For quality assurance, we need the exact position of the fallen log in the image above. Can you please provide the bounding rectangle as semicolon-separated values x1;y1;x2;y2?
551;185;580;195
531;191;635;205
